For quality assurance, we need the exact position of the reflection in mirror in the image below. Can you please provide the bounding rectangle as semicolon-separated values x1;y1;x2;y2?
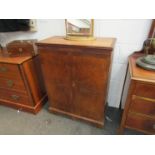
67;19;91;35
65;19;94;41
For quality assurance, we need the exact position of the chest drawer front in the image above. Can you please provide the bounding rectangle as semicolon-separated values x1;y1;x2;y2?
0;89;33;106
134;83;155;99
126;113;155;134
130;96;155;117
0;63;21;79
0;78;26;93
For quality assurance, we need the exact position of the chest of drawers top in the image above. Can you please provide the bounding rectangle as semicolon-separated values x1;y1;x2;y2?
36;36;116;50
0;55;31;64
129;53;155;83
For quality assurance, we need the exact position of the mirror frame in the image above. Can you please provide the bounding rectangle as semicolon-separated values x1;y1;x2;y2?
148;19;155;38
65;19;95;41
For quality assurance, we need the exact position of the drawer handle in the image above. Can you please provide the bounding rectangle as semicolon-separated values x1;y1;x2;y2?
0;67;7;72
153;124;155;129
6;80;14;87
11;95;20;101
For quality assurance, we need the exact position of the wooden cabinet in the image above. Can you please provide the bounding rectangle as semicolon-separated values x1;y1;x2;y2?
37;36;116;127
0;55;47;113
120;53;155;134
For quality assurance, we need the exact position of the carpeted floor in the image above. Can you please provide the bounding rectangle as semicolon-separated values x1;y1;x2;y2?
0;103;143;135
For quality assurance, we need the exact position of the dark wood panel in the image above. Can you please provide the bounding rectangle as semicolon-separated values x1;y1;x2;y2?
37;37;115;127
40;49;72;113
0;63;21;79
130;96;155;117
126;113;155;134
0;77;26;93
134;82;155;99
72;53;109;121
22;55;46;106
0;88;32;106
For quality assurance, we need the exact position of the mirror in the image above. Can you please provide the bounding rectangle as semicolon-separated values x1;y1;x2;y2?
65;19;94;41
136;19;155;71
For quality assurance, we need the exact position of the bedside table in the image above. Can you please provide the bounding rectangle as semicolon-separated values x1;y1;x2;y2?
0;55;47;114
119;53;155;134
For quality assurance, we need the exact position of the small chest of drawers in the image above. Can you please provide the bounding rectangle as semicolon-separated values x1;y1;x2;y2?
0;55;47;113
120;53;155;134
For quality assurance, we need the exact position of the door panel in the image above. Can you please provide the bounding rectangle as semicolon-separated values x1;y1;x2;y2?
40;49;72;112
72;53;110;120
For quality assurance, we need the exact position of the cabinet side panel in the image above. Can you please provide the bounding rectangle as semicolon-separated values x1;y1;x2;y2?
22;56;46;105
121;68;131;109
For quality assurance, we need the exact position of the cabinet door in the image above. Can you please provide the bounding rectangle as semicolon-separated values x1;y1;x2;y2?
72;52;111;121
39;47;72;112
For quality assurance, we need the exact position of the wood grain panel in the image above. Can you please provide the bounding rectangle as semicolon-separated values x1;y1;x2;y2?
126;113;155;134
130;96;155;117
37;37;115;127
37;36;116;50
22;55;46;106
0;88;32;106
40;48;72;113
0;77;26;93
134;83;155;99
0;63;21;79
72;53;110;121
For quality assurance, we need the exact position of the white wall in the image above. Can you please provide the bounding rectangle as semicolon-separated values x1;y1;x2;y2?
0;19;152;108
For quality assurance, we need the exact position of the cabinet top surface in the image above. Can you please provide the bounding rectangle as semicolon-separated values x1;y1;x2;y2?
0;55;32;64
36;36;116;49
129;53;155;83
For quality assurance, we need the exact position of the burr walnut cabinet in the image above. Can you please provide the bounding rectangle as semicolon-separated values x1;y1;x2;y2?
37;36;116;127
0;55;47;113
120;53;155;134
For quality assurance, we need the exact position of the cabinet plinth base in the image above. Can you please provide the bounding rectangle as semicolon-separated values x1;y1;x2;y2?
49;107;104;128
0;94;48;114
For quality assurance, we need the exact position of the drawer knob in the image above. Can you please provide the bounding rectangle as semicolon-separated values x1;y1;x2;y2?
6;80;14;87
72;82;75;87
11;95;20;101
0;67;7;72
19;48;23;53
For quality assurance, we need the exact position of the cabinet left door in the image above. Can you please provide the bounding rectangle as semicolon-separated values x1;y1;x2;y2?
39;47;72;113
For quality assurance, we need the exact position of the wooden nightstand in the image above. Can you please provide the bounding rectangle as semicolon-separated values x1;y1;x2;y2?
0;55;47;114
119;53;155;134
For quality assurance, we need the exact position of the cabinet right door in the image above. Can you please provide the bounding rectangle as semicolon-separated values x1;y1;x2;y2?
72;51;111;122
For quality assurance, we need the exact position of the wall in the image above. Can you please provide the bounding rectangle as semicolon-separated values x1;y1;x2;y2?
0;19;152;108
